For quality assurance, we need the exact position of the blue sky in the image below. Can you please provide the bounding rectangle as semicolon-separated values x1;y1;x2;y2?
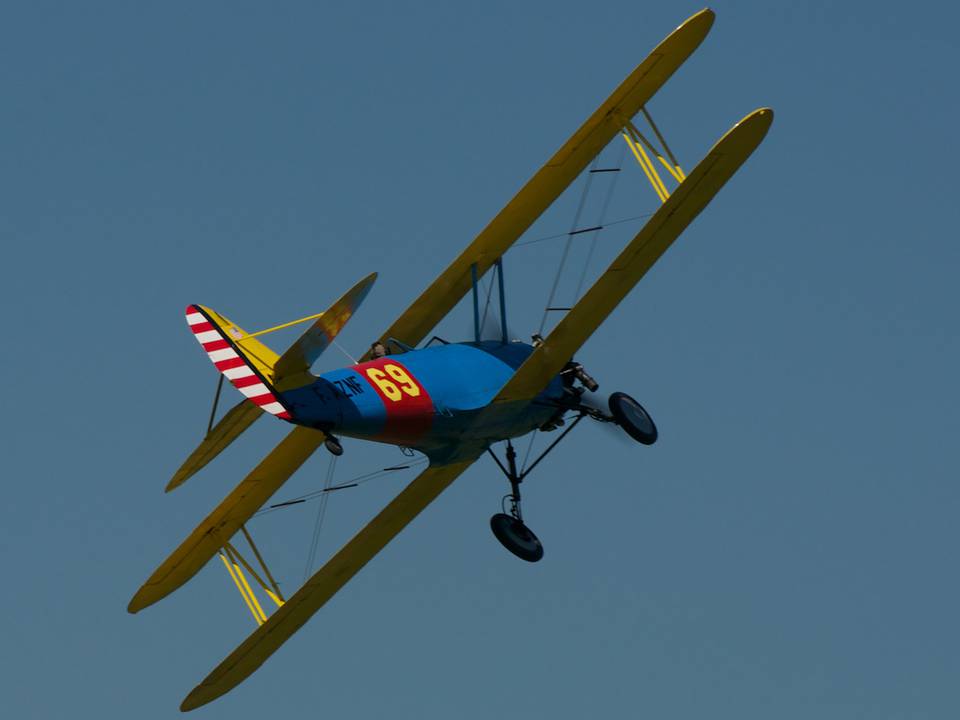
3;2;958;718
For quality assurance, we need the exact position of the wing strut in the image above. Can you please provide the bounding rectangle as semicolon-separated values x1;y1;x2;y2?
488;108;774;409
362;9;716;359
130;427;327;613
620;107;689;202
218;529;286;627
181;457;480;711
470;257;509;343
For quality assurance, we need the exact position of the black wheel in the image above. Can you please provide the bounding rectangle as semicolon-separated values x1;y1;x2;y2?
608;392;658;445
324;436;344;456
490;513;544;562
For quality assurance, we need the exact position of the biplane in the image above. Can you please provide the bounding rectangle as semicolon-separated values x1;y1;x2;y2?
129;9;773;711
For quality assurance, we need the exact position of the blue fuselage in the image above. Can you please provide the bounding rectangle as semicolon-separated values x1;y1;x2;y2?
278;341;564;461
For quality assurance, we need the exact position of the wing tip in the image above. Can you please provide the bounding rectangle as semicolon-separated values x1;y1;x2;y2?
179;688;207;713
676;7;715;39
127;584;158;614
165;473;186;493
738;107;775;142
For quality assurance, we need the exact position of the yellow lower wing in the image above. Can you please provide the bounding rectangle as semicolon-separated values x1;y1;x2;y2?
494;108;774;405
129;426;326;614
180;457;478;712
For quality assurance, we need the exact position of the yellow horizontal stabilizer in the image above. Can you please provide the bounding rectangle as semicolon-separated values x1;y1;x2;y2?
273;272;377;387
166;401;264;492
363;9;715;359
493;108;774;405
129;426;326;613
180;457;478;711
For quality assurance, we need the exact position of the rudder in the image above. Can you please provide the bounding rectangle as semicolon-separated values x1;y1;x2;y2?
185;305;292;420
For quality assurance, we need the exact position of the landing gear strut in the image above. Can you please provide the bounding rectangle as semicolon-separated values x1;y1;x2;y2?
488;441;544;562
486;413;586;562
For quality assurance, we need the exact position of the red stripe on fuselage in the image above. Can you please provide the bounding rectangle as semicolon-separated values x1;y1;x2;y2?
354;358;434;444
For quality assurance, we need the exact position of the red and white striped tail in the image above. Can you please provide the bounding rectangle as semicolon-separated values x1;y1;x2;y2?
185;305;292;420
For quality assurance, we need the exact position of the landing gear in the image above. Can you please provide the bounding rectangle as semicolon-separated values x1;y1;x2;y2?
487;441;545;562
482;380;656;562
490;513;543;562
608;392;658;445
324;435;344;456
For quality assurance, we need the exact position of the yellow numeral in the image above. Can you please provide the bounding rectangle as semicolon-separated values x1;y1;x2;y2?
365;364;421;402
365;368;402;401
384;364;421;397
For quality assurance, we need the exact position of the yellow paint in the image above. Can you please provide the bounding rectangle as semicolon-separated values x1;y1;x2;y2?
384;364;421;397
360;9;716;360
232;559;267;624
494;108;774;405
273;273;378;388
240;525;285;604
128;427;326;614
169;11;735;710
224;541;284;609
243;312;326;340
219;552;263;626
623;117;685;187
624;121;673;198
655;153;684;184
640;107;686;181
167;402;263;492
182;458;480;712
623;131;668;203
365;368;402;401
196;305;279;383
639;141;671;199
264;589;284;608
365;364;422;401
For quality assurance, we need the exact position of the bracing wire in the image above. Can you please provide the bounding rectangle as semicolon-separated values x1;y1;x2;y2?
511;213;652;249
538;156;600;334
254;456;430;519
331;339;358;365
303;454;338;581
573;141;627;301
478;271;496;339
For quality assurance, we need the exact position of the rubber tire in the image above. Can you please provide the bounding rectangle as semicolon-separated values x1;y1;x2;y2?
490;513;544;562
608;391;658;445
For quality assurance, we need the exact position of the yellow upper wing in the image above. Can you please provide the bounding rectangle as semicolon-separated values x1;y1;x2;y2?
363;9;715;358
180;457;478;711
492;108;774;405
129;426;326;614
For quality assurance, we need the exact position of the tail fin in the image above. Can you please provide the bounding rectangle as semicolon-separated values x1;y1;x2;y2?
185;305;292;420
172;273;377;490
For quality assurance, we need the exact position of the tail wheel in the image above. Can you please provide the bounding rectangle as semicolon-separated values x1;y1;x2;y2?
608;391;658;445
490;513;544;562
324;436;344;456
